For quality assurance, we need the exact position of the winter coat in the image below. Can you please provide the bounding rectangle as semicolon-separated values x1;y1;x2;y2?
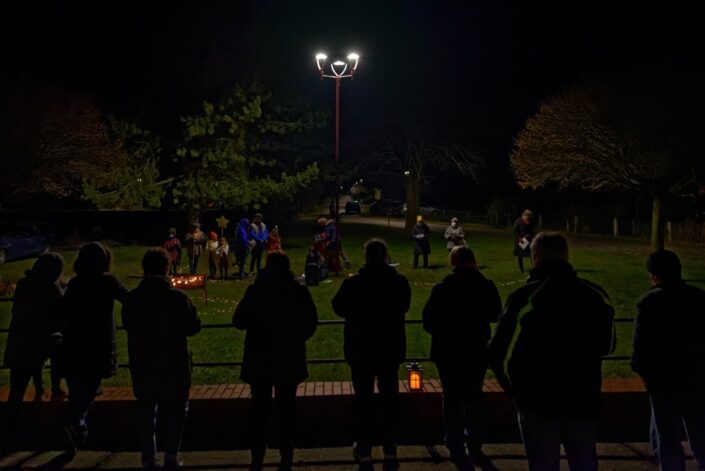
422;267;501;377
489;261;615;419
444;225;465;250
163;237;182;263
207;240;218;263
412;222;431;255
234;219;250;256
122;276;201;400
332;262;411;366
266;233;282;253
632;281;705;392
233;268;318;384
3;274;64;369
185;230;208;257
512;218;535;257
60;273;128;378
249;222;269;248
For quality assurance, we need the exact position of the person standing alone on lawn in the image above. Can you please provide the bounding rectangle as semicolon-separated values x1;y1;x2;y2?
412;215;431;269
423;246;502;471
332;239;412;470
489;232;615;471
632;250;705;471
512;210;535;273
444;217;466;252
122;248;202;470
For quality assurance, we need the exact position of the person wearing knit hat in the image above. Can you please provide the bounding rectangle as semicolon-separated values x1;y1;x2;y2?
412;215;431;268
632;250;705;471
445;217;466;252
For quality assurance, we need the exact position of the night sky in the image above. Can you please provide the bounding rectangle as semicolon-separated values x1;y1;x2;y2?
2;0;702;197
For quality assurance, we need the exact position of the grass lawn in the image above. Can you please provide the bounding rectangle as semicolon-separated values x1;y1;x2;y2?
2;216;704;387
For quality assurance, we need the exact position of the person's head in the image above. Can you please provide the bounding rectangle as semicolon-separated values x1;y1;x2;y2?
254;213;263;224
364;238;388;264
209;231;218;241
318;217;327;226
219;237;228;245
449;246;477;270
74;242;112;277
646;250;682;285
168;227;177;238
272;225;279;235
29;253;65;283
521;209;533;224
141;248;171;277
530;232;568;267
451;217;459;228
265;250;290;274
416;215;423;223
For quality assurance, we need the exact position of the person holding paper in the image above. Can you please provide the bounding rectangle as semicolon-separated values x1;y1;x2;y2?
513;209;535;273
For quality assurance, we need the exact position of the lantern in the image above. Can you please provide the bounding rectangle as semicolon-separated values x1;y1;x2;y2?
407;362;423;391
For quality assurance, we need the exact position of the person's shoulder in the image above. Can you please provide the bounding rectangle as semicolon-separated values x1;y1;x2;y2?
507;279;543;304
576;277;611;302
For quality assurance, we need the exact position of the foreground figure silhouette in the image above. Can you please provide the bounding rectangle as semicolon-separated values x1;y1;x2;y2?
122;248;202;470
632;250;705;471
332;239;411;470
233;251;318;471
489;232;615;471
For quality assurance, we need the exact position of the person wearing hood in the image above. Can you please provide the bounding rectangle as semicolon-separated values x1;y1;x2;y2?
412;215;431;269
234;218;250;280
3;253;65;441
233;251;318;471
444;217;466;252
422;246;502;470
489;232;615;471
122;248;202;471
332;239;412;470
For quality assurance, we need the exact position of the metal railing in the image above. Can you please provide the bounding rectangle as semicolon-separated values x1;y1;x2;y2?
0;318;635;370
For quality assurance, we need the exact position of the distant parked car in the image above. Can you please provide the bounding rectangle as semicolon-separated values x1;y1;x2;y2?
402;203;440;216
345;200;361;215
0;223;50;265
369;199;405;216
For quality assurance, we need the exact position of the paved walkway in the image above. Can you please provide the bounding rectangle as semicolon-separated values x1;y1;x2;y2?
1;443;701;470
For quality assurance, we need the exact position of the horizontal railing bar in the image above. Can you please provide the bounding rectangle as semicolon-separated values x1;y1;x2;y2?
0;317;637;334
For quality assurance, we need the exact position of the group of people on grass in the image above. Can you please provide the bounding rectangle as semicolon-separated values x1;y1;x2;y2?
2;228;704;471
163;213;282;280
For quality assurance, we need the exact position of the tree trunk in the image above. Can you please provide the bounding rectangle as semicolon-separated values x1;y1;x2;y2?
404;177;421;231
650;193;665;251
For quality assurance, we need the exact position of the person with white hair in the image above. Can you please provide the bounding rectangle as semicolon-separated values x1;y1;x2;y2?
444;217;465;252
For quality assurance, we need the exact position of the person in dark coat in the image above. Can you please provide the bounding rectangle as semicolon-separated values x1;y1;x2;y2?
331;239;412;469
234;218;250;280
489;233;615;471
248;213;269;274
631;250;705;471
122;248;202;471
184;223;207;275
60;242;128;453
233;251;318;471
162;227;182;276
512;209;535;273
412;215;431;269
422;246;502;470
3;253;65;441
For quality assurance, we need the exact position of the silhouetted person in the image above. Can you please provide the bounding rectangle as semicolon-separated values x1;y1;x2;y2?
632;250;705;471
249;213;268;273
512;209;535;273
233;251;318;471
332;239;412;470
423;246;502;471
412;215;431;269
122;248;202;470
60;242;128;454
489;232;615;471
3;253;65;448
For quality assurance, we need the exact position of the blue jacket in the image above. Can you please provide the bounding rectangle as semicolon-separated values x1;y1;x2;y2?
235;218;250;253
249;222;269;247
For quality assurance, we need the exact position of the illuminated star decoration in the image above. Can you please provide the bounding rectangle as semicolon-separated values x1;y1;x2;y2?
216;215;230;238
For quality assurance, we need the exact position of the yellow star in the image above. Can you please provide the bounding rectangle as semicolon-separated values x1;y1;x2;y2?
216;215;230;229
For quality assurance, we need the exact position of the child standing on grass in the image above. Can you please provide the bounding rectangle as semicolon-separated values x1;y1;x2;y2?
207;232;218;279
162;228;182;276
266;226;282;254
216;237;230;279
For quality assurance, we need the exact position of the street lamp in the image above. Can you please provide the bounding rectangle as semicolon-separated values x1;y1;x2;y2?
315;52;360;228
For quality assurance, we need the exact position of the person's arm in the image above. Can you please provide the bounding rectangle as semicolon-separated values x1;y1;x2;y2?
399;275;412;315
331;278;354;319
488;292;522;392
299;286;318;340
232;285;255;330
444;227;452;240
109;274;129;303
485;280;503;324
181;294;201;337
631;296;654;379
422;284;443;334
